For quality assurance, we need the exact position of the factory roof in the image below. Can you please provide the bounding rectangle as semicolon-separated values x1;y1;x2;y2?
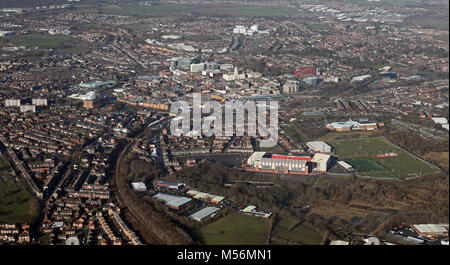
211;196;225;203
131;182;146;190
189;207;220;221
306;141;332;153
412;224;449;234
153;193;191;207
242;205;257;212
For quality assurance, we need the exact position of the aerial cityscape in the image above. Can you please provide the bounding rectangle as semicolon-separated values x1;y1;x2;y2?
0;0;448;248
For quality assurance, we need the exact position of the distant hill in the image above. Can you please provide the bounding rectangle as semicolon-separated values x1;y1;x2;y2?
0;0;123;8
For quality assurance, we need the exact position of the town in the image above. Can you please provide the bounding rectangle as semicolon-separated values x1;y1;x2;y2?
0;0;448;246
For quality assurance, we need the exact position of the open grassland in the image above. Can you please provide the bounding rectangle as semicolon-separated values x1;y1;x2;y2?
200;213;269;245
272;215;322;245
0;157;37;224
329;137;440;178
0;33;87;54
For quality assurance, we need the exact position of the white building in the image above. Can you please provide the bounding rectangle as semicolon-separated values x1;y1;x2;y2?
431;117;448;125
223;67;245;81
4;99;21;107
337;161;353;171
20;105;36;113
0;31;14;37
283;81;300;94
233;25;247;34
190;63;205;73
351;75;372;82
131;182;147;192
48;29;71;35
32;98;48;106
189;207;220;222
306;141;331;153
312;153;331;172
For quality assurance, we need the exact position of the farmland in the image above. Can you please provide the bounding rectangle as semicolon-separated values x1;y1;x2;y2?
329;137;441;178
200;213;269;245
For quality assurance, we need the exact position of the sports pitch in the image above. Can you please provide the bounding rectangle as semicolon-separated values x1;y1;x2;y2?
329;137;440;178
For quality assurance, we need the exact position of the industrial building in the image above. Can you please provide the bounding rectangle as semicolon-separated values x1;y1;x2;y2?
412;224;449;237
153;193;192;210
189;207;220;222
186;190;225;204
155;180;186;191
306;141;331;154
240;205;272;218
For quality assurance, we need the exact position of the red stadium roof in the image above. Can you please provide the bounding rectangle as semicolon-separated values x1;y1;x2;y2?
270;154;312;161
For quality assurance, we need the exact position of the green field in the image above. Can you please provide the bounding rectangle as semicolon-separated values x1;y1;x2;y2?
200;213;269;245
0;157;37;224
329;137;441;178
347;159;386;172
272;216;322;245
0;33;87;54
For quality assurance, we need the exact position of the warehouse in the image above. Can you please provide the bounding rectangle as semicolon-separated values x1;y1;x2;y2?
186;190;225;204
153;193;192;210
189;207;220;222
155;180;186;191
241;205;272;218
306;141;331;154
412;224;448;237
210;196;225;204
